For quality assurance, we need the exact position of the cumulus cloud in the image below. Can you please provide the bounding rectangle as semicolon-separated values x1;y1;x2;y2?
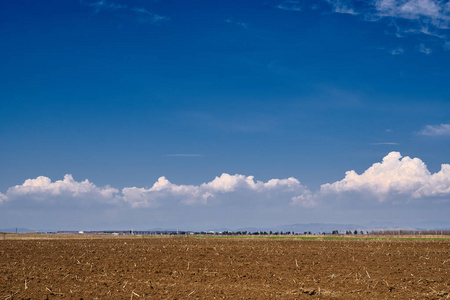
122;176;205;208
1;173;312;209
0;192;6;204
123;173;313;208
320;151;450;202
418;123;450;135
291;191;317;207
3;152;449;212
6;174;119;204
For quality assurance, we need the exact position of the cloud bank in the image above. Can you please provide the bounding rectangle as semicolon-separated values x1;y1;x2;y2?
123;173;311;208
1;173;312;209
1;152;449;212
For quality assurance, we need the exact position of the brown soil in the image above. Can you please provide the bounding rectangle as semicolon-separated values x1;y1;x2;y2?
0;236;449;299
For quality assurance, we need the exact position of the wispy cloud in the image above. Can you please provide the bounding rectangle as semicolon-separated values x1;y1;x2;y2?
82;0;126;12
390;47;405;55
370;142;400;145
166;154;203;157
180;111;275;133
418;43;433;54
276;0;450;49
276;0;303;12
131;7;168;24
225;18;248;29
81;0;168;24
322;0;450;51
327;0;359;15
276;1;450;51
374;0;449;24
380;0;450;37
418;123;450;135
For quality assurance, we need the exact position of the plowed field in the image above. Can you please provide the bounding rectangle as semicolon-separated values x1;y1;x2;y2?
1;236;449;299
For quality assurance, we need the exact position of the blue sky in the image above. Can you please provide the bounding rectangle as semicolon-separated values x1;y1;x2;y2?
1;0;450;230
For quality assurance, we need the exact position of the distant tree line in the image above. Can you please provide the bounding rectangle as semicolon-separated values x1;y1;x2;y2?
53;229;450;236
369;230;450;236
219;231;302;235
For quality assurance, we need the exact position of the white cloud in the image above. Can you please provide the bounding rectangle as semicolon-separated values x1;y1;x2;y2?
122;176;205;208
414;164;450;197
291;191;317;207
131;7;168;24
204;173;301;192
6;174;119;203
319;0;450;50
3;152;449;213
328;0;359;15
0;192;6;204
82;0;127;12
419;123;450;135
320;151;450;202
372;0;450;41
122;173;313;208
